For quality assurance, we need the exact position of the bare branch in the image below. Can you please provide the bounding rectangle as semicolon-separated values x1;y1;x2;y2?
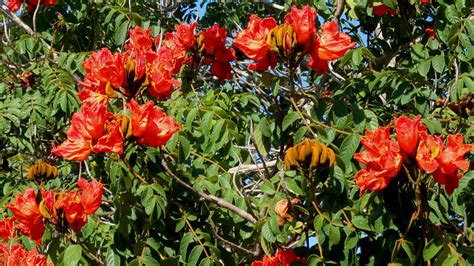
161;156;258;224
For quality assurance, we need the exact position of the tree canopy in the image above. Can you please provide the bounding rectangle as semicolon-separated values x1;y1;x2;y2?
0;0;473;265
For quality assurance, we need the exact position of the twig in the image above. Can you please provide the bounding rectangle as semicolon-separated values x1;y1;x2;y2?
228;160;277;174
161;156;257;224
334;0;345;24
210;226;259;256
0;4;34;35
32;0;41;33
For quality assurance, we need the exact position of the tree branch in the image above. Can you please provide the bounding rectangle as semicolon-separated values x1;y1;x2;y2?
0;4;34;35
161;156;258;224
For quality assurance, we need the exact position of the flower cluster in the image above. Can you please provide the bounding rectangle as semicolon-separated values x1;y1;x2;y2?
233;5;356;74
4;178;103;242
251;249;306;266
5;0;56;12
0;243;51;266
354;115;472;195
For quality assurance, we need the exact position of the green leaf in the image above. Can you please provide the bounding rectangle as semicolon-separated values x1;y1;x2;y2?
423;238;444;260
187;246;202;266
401;240;416;264
285;178;304;195
328;225;341;245
352;216;372;231
432;55;445;73
282;111;300;131
339;134;360;162
63;245;82;266
261;222;276;243
115;20;130;46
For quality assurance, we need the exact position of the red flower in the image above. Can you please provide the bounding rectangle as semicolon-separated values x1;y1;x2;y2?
80;48;125;102
52;103;123;161
5;0;56;12
233;15;277;70
424;28;435;40
394;115;426;157
354;126;403;195
57;191;87;232
77;178;103;214
284;5;317;46
172;22;197;50
200;25;236;82
432;134;473;195
22;248;52;266
420;0;430;3
5;0;22;12
125;26;154;52
7;189;45;242
416;132;443;174
316;21;356;61
127;99;180;148
372;3;396;16
252;249;305;266
0;243;25;266
0;218;17;242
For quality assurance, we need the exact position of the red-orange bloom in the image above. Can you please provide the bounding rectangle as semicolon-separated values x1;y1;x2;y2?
52;103;123;161
80;48;125;102
172;22;197;50
7;189;45;242
354;126;403;195
394;115;426;157
252;249;306;266
57;191;87;232
233;15;277;70
316;21;356;61
127;99;180;148
432;134;473;195
6;0;56;12
425;28;435;40
284;5;317;45
0;218;17;242
125;26;154;52
416;132;443;174
200;25;236;82
77;178;103;214
22;248;52;266
372;3;396;16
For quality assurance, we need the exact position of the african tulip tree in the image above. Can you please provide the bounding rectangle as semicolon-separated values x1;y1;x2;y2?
0;0;473;265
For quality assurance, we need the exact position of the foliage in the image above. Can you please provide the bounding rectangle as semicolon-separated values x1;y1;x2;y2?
0;0;473;265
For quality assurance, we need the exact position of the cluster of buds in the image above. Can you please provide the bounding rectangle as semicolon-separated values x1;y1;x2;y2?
284;139;336;170
27;161;58;182
266;23;299;59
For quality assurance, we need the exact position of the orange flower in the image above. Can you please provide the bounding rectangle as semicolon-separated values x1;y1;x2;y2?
284;5;317;46
416;132;443;174
316;21;356;61
424;28;435;40
127;99;180;148
394;115;426;157
0;218;17;242
77;178;103;215
354;126;403;195
233;15;278;70
432;134;473;195
52;103;123;161
274;198;300;225
7;189;45;242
